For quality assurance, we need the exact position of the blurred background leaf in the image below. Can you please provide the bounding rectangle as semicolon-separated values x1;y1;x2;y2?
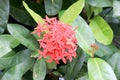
1;49;34;80
64;47;86;80
107;51;120;80
86;0;113;7
0;0;9;33
44;0;62;16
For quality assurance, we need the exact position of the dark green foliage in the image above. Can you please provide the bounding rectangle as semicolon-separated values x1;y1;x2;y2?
0;0;120;80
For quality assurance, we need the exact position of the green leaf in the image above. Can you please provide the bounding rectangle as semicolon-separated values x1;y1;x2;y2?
0;0;9;33
72;16;95;56
23;1;44;24
94;7;103;16
87;0;113;7
1;49;34;80
89;16;113;45
107;51;120;79
44;0;62;15
113;0;120;19
64;47;86;80
7;24;39;51
88;58;117;80
10;6;36;26
0;35;20;57
96;42;118;57
84;2;94;20
33;59;46;80
46;61;57;69
76;74;89;80
0;51;16;70
60;0;84;24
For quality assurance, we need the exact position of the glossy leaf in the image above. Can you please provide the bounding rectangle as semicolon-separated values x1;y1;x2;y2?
89;16;113;45
64;47;86;80
0;51;15;70
23;1;44;24
7;24;39;51
0;0;9;33
60;0;84;24
88;58;117;80
107;51;120;79
33;59;46;80
44;0;62;15
96;42;118;57
1;49;34;80
87;0;113;7
72;16;95;56
10;6;36;26
0;35;20;57
113;0;120;19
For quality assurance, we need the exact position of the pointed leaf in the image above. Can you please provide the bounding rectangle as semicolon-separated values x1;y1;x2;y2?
33;59;46;80
44;0;62;15
7;24;39;51
88;58;117;80
72;16;95;56
0;0;9;33
1;49;34;80
23;1;44;24
0;35;20;57
107;51;120;79
60;0;84;24
89;16;113;45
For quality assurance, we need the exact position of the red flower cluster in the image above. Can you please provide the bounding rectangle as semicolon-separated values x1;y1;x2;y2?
33;16;77;64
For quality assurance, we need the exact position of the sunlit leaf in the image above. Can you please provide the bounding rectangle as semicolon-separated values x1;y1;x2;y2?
72;16;95;56
89;16;113;45
0;35;20;57
23;1;44;24
88;58;117;80
60;0;84;24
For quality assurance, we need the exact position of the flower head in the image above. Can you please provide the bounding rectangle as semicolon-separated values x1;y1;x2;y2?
34;16;77;64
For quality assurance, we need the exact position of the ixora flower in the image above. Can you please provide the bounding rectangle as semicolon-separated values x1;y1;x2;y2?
33;16;77;64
